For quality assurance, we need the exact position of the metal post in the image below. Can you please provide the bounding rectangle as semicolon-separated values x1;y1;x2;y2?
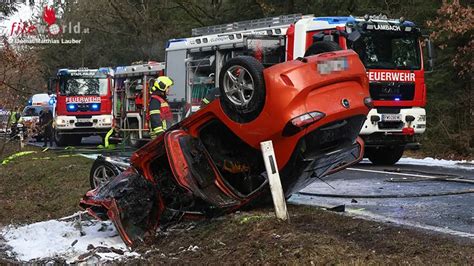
260;140;289;221
19;126;24;150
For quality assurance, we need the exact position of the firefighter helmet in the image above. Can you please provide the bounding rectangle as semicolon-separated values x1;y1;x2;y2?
151;76;174;93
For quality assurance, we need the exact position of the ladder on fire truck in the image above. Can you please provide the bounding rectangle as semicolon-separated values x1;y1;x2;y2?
191;14;308;36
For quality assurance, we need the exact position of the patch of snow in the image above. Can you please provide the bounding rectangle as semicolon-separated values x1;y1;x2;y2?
399;157;474;169
361;157;474;170
1;218;139;263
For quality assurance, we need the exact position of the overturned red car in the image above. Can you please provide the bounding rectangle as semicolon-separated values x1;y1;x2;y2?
80;50;371;246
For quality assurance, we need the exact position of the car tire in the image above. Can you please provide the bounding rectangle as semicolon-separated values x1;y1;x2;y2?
89;158;120;189
219;56;265;123
367;146;404;165
304;41;342;57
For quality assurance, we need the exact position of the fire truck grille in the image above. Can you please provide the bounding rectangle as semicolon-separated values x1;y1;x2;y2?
77;104;91;112
369;82;415;101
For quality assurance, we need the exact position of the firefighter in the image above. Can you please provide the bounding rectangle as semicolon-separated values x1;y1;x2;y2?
9;107;21;137
39;107;54;147
200;87;220;108
149;76;174;139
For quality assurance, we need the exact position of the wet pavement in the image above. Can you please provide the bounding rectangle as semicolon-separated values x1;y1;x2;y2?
28;136;103;149
289;159;474;239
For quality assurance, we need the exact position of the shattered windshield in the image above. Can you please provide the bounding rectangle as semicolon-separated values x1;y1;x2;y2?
351;32;421;70
60;78;108;96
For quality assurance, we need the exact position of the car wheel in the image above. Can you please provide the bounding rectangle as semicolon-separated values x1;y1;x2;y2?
304;41;342;57
89;159;120;189
219;56;265;123
367;146;405;165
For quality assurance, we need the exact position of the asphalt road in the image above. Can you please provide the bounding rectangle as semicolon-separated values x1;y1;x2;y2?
289;159;474;239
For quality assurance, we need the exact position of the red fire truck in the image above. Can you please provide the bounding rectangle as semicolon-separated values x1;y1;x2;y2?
52;68;114;146
112;62;168;147
165;14;433;165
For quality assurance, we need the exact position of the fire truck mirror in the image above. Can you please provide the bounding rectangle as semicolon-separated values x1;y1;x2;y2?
347;31;361;43
47;78;57;95
425;38;435;72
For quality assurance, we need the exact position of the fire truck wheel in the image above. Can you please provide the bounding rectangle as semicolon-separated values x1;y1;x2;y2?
129;132;143;148
366;146;405;165
55;132;81;146
89;159;120;189
304;41;342;57
54;132;68;146
70;136;83;146
219;56;265;123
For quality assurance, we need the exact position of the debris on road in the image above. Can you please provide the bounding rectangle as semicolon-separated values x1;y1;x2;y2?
326;205;345;212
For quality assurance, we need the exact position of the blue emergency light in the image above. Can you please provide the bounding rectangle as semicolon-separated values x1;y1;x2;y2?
49;97;56;106
90;103;100;111
57;69;69;76
313;16;355;24
67;103;77;111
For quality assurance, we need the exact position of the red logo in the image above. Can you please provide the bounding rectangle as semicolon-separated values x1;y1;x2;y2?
43;6;61;35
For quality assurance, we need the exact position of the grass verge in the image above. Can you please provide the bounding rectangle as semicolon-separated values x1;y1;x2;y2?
133;206;473;264
0;140;92;225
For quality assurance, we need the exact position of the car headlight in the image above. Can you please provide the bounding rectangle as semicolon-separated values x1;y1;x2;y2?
102;117;112;124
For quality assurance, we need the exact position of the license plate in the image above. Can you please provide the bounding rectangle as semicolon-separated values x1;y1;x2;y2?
77;119;90;123
381;114;402;122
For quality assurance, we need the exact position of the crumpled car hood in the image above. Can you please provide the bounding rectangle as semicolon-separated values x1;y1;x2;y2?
80;168;162;246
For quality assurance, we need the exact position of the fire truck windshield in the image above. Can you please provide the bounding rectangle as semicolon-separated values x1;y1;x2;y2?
59;78;108;96
351;32;421;70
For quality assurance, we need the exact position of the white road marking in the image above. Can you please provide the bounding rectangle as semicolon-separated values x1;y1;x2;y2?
345;208;474;239
347;167;442;179
347;167;474;183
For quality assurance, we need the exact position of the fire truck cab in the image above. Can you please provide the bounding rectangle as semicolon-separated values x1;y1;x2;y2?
165;14;432;165
53;68;114;146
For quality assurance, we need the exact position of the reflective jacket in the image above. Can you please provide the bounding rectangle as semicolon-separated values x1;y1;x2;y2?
149;95;173;137
9;111;18;124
